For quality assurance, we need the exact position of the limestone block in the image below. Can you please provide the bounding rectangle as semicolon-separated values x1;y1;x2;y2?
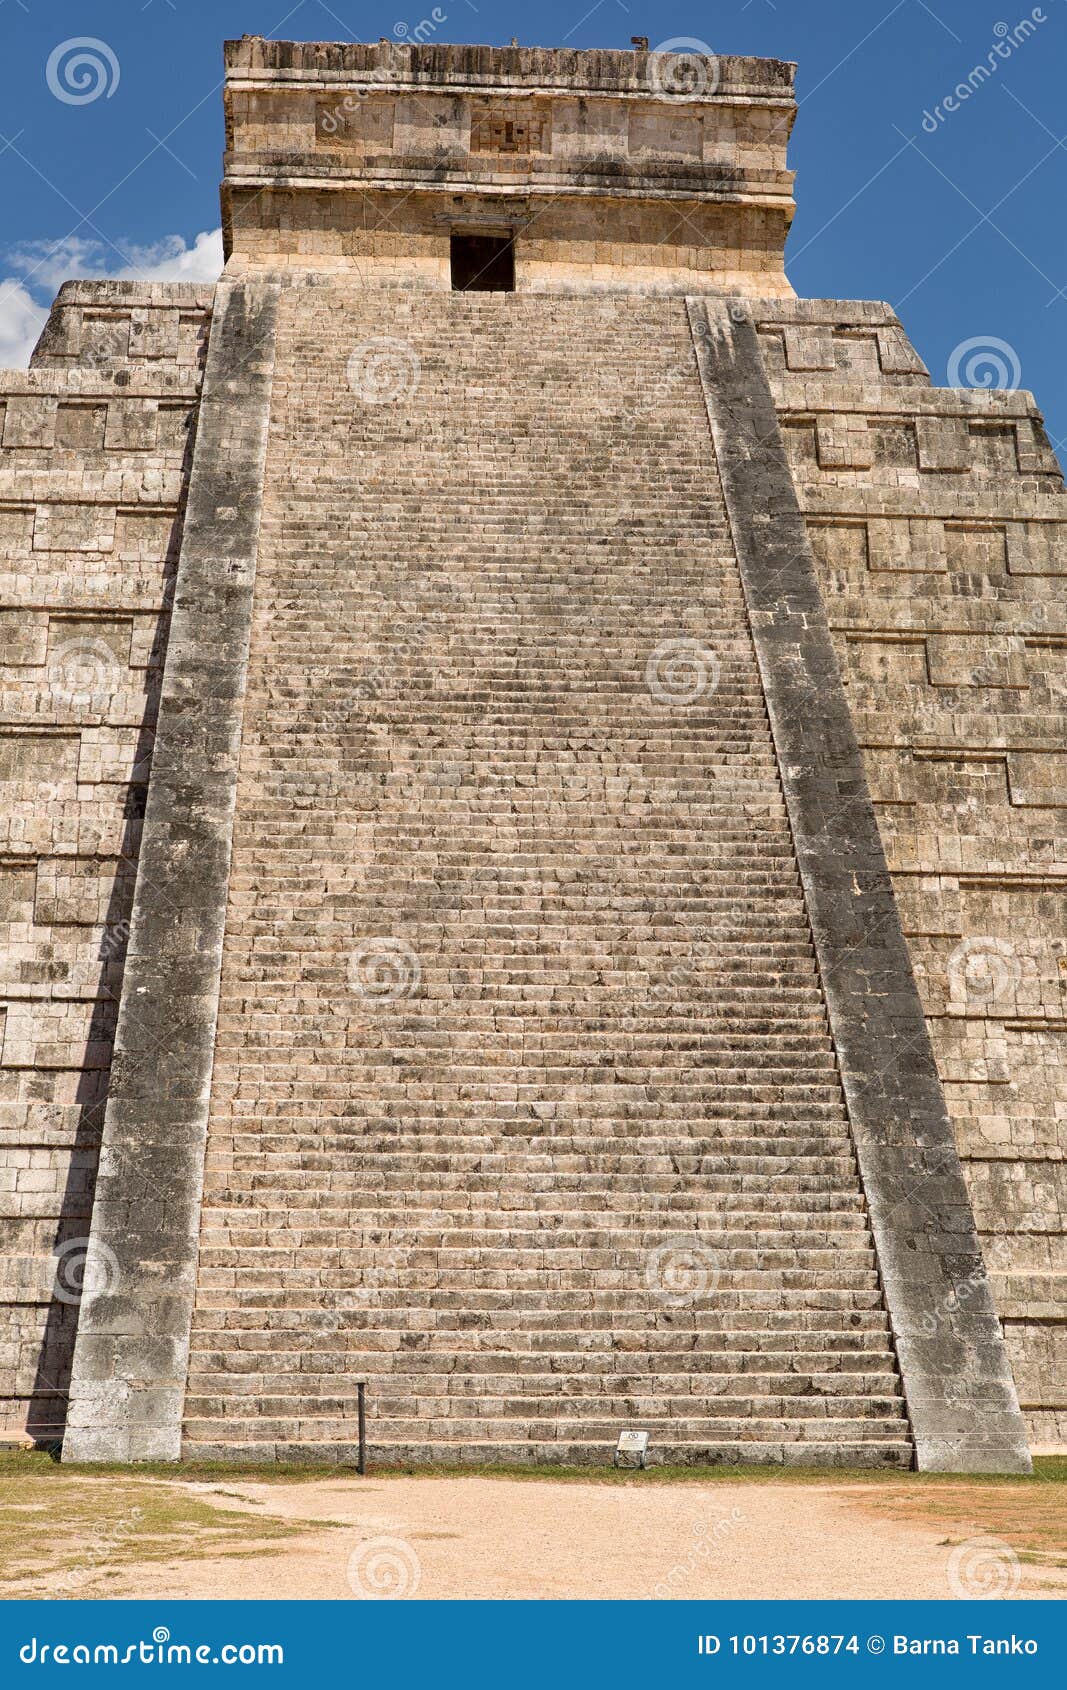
1006;751;1067;808
782;326;835;371
866;517;947;572
32;504;116;553
1006;521;1067;576
926;634;1027;689
916;415;970;472
815;415;873;469
3;398;58;450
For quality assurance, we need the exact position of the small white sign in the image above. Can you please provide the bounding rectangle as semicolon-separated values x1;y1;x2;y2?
616;1430;650;1455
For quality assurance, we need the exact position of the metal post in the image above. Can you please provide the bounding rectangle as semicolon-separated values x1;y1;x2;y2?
357;1381;366;1475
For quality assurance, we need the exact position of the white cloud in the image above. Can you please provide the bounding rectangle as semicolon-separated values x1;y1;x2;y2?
0;279;49;369
1;229;224;368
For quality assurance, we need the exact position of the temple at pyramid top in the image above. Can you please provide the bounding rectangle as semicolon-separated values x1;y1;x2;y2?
222;37;797;295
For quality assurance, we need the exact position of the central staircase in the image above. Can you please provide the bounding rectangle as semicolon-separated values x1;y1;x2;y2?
182;287;913;1466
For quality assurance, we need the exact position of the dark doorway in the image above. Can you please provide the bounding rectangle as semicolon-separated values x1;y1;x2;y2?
451;233;515;292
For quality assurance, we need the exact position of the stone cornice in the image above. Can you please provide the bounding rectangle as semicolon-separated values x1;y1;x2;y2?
223;37;797;105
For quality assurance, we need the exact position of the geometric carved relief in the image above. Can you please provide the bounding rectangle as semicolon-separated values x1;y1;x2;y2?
944;523;1008;574
1006;521;1067;576
1006;751;1067;808
112;509;176;561
781;325;835;371
476;100;552;155
814;414;872;469
915;415;970;471
32;855;137;928
866;517;947;572
32;504;116;554
315;95;396;151
0;862;36;920
0;732;80;784
103;401;159;452
2;397;59;450
0;510;34;554
0;611;48;667
54;404;107;452
925;634;1027;689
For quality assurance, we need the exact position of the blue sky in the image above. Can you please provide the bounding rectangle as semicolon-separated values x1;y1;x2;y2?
2;0;1066;453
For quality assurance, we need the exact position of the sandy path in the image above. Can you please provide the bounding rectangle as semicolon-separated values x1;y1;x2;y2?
91;1476;1065;1601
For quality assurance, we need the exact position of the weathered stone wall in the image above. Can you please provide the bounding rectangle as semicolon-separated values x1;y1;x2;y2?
222;38;796;297
63;278;279;1463
0;41;1062;1462
755;298;1067;1447
691;298;1029;1472
162;283;914;1465
0;281;212;1443
53;273;1023;1472
224;189;790;297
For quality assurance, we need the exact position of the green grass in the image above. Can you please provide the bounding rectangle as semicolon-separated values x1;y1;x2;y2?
2;1450;1063;1486
0;1470;332;1597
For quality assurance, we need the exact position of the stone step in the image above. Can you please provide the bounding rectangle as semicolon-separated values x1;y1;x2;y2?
203;1171;871;1197
201;1244;877;1275
190;1350;900;1382
178;286;909;1465
209;1152;860;1176
191;1310;896;1341
181;1413;910;1444
196;1287;889;1313
204;1149;857;1179
202;1216;879;1243
184;1388;906;1421
180;1435;915;1468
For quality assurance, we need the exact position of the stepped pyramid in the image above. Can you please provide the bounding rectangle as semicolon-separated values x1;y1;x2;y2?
1;38;1060;1470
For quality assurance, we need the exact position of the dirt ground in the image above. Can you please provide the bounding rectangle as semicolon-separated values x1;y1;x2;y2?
1;1458;1065;1601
